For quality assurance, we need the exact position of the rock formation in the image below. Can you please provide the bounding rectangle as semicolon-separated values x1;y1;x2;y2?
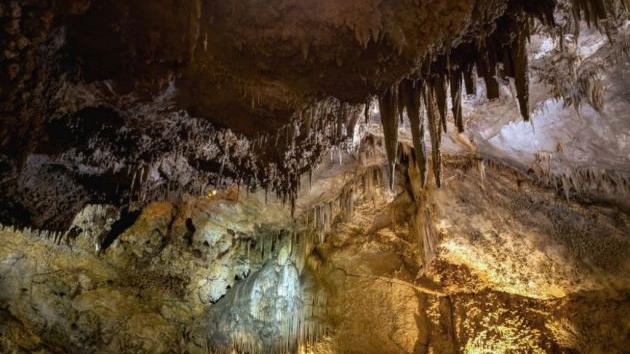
0;0;629;353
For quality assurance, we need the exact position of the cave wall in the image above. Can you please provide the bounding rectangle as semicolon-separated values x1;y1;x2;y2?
1;139;628;353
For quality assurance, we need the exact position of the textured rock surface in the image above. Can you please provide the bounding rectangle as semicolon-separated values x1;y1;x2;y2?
4;0;625;230
1;148;628;353
0;190;295;353
0;1;629;353
1;0;488;227
302;158;630;354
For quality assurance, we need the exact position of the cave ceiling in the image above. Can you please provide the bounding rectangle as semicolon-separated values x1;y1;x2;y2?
0;0;628;229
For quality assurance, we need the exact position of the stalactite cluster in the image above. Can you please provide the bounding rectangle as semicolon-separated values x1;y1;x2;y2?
0;80;370;229
1;0;626;231
375;0;626;189
255;98;365;215
571;0;629;33
531;152;630;199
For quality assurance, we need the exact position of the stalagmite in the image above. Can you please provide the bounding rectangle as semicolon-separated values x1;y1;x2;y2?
346;106;361;141
478;159;486;186
422;207;438;262
562;175;571;201
378;87;399;190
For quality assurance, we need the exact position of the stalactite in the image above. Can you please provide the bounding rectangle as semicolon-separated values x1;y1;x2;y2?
397;90;406;124
572;0;624;29
6;0;626;245
378;87;400;190
423;86;442;188
513;23;531;121
463;64;477;95
449;68;464;133
477;47;500;100
399;79;428;187
434;75;448;133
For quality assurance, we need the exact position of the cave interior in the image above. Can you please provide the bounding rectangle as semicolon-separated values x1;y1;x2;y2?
0;0;629;353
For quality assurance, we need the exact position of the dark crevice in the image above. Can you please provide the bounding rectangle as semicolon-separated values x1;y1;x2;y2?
99;209;141;253
184;218;196;246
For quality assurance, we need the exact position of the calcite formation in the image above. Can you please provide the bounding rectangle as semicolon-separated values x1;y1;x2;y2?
1;0;627;228
1;139;628;353
0;0;629;353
